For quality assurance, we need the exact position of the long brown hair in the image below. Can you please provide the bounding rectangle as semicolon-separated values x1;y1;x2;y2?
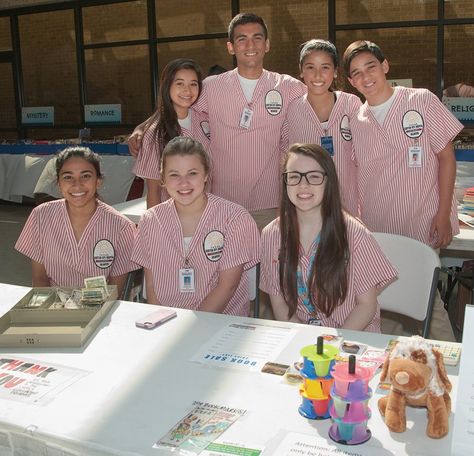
145;58;203;150
279;144;349;319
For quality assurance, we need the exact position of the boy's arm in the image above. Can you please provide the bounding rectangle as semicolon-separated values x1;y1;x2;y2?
429;142;456;248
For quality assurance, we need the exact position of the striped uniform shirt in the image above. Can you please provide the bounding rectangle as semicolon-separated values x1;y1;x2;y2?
282;91;362;216
260;214;397;332
15;200;137;288
351;86;463;245
196;68;306;211
132;193;260;316
133;108;210;181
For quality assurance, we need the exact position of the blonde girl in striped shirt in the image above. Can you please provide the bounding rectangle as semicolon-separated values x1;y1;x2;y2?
15;147;137;296
132;137;260;316
260;144;397;331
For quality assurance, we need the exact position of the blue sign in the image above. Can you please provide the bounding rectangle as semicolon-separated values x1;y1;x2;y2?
84;104;121;124
442;97;474;122
21;107;54;125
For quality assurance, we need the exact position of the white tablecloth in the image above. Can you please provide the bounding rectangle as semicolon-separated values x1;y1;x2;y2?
0;283;461;456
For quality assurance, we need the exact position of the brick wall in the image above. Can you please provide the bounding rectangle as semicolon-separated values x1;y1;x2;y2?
241;0;329;78
19;10;81;125
0;0;472;140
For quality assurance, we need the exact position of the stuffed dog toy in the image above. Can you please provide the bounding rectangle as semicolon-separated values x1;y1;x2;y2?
378;336;452;439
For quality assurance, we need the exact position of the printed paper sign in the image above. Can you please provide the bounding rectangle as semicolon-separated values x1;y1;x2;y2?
0;356;89;405
84;104;121;124
272;432;383;456
154;401;246;454
442;97;474;122
21;106;54;125
191;323;296;372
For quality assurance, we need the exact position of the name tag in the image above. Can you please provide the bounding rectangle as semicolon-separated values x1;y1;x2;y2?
179;268;195;292
321;136;334;156
308;318;322;326
240;107;253;129
408;145;422;168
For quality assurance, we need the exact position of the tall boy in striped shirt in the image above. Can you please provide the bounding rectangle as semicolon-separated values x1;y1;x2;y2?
343;40;463;340
194;12;305;229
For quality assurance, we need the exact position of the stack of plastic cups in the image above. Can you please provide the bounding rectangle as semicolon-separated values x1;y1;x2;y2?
298;336;339;420
329;355;373;445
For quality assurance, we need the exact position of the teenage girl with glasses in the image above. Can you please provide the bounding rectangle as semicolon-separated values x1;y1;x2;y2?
260;143;397;331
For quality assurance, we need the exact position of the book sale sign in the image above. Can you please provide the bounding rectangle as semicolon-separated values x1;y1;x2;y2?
0;357;88;405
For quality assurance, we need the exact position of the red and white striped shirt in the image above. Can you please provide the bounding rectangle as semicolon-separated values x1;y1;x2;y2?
196;69;306;211
133;108;210;181
260;214;397;331
282;91;362;216
351;87;463;245
15;200;137;288
132;193;260;316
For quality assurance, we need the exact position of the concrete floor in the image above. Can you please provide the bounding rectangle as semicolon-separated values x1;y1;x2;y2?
0;200;33;286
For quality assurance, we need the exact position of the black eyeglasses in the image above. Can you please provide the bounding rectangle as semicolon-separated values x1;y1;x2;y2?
283;170;327;186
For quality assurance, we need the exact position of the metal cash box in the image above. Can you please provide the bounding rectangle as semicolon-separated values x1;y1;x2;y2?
0;286;117;348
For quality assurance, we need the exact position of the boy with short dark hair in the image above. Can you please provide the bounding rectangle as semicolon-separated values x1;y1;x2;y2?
194;12;305;228
343;40;464;340
343;40;462;249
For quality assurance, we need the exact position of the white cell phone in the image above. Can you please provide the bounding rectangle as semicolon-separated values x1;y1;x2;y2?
135;308;177;329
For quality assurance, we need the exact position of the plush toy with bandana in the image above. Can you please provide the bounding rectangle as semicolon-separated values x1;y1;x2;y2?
378;336;452;439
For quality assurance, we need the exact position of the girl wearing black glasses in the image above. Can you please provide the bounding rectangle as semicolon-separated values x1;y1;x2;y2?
260;143;397;331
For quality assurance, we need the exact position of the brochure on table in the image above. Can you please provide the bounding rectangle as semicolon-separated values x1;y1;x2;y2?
451;304;474;455
191;322;297;372
272;432;383;456
154;401;248;454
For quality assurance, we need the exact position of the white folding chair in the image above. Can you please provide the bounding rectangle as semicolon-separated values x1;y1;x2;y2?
373;232;441;338
122;269;145;302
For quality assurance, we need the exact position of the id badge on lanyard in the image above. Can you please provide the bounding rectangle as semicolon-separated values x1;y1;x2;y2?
408;145;422;168
321;135;334;157
240;107;253;129
179;267;195;292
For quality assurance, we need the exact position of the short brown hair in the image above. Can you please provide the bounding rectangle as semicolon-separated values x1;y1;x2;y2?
228;12;268;43
342;40;385;76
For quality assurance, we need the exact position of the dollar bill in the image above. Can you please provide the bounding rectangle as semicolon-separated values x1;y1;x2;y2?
81;286;106;306
84;276;107;289
65;289;82;309
84;275;109;298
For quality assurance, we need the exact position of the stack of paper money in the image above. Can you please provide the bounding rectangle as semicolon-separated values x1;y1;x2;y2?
65;289;82;309
51;288;82;309
81;276;108;306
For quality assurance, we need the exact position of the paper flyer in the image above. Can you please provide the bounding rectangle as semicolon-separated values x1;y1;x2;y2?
0;356;89;405
270;432;383;456
191;322;297;372
154;401;246;454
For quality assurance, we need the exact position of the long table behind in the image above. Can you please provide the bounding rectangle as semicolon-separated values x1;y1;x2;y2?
0;283;460;456
0;143;135;205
